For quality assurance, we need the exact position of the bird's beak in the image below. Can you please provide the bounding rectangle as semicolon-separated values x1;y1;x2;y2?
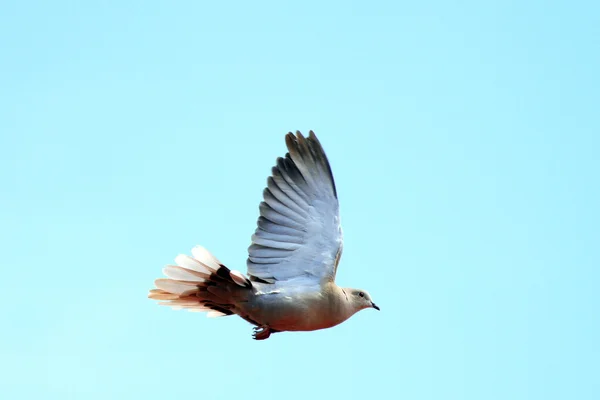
371;302;380;311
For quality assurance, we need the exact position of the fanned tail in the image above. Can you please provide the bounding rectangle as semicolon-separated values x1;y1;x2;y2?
148;245;252;318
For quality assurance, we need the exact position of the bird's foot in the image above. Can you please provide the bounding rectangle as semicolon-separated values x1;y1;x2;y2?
252;325;272;340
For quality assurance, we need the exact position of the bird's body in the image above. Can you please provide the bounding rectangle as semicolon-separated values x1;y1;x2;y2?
149;131;378;340
241;282;353;332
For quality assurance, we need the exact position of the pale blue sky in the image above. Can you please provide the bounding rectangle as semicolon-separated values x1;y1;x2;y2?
1;1;599;399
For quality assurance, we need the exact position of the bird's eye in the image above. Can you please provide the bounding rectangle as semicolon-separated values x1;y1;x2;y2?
359;292;365;297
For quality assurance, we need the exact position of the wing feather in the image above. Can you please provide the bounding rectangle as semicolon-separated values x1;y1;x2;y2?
262;188;306;223
246;131;343;285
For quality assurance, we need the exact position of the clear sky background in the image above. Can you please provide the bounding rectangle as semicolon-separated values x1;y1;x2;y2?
1;1;598;399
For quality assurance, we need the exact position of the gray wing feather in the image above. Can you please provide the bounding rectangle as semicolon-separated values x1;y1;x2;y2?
246;131;343;285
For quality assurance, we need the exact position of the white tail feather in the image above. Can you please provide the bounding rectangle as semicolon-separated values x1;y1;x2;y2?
191;245;222;270
166;300;202;306
207;311;227;318
150;246;249;319
154;278;197;295
230;270;251;287
163;265;207;282
148;292;180;300
175;254;213;274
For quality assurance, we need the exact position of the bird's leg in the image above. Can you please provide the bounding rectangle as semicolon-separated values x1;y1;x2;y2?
252;325;272;340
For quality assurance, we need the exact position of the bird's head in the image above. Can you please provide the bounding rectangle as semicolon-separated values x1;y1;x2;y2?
345;288;380;312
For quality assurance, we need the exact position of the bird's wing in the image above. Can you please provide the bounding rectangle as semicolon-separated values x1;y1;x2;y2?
247;131;343;286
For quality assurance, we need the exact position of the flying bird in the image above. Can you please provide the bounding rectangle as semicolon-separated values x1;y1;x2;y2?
148;131;379;340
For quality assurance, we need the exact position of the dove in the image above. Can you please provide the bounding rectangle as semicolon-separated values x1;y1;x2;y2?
148;131;379;340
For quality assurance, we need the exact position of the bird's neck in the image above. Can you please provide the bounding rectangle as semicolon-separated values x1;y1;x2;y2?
327;284;358;323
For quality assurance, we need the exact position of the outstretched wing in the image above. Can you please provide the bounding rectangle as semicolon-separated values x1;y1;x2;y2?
247;131;343;286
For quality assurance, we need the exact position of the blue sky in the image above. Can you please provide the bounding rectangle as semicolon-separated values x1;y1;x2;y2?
1;1;598;399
